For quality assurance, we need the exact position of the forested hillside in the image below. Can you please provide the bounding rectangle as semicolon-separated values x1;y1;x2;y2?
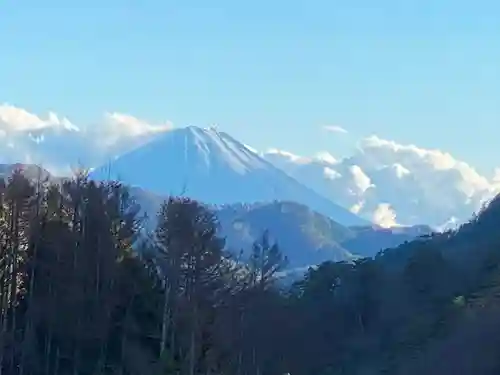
217;201;432;267
1;168;500;375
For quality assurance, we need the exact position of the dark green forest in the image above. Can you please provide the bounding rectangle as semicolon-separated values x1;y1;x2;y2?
1;169;500;375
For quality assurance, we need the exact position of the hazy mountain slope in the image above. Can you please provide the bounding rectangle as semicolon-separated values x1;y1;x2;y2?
0;163;63;184
216;201;430;268
217;201;357;268
89;126;368;226
124;188;429;268
343;224;433;258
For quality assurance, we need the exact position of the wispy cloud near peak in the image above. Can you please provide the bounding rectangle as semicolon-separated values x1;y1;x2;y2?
323;125;348;134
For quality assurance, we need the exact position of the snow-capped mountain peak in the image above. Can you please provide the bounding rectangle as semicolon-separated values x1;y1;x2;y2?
179;125;271;174
90;126;369;226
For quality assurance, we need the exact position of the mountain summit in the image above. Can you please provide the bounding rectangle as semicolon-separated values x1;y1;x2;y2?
90;126;368;226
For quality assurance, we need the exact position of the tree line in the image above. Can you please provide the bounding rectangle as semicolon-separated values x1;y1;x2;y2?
2;168;500;374
0;170;289;375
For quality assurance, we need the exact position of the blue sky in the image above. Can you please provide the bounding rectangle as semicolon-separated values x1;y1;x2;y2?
0;1;499;173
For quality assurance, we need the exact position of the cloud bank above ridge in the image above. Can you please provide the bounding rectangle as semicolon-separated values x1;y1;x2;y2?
0;103;496;229
0;104;172;175
262;135;499;228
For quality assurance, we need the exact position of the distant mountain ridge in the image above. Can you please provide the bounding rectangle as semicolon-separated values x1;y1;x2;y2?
89;126;368;226
216;201;432;268
217;201;355;267
0;164;55;182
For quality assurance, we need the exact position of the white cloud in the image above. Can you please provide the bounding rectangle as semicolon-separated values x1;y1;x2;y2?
0;104;174;175
101;112;172;147
263;135;500;228
392;163;410;178
315;151;337;164
350;201;364;214
264;149;310;164
359;135;493;199
323;125;348;134
349;165;373;194
323;167;341;180
0;103;78;132
494;168;500;182
372;203;398;228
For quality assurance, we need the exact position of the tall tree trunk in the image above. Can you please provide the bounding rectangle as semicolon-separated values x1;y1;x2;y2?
189;305;197;375
8;199;20;375
20;176;43;375
0;237;8;375
160;282;171;356
236;309;245;375
72;189;83;375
